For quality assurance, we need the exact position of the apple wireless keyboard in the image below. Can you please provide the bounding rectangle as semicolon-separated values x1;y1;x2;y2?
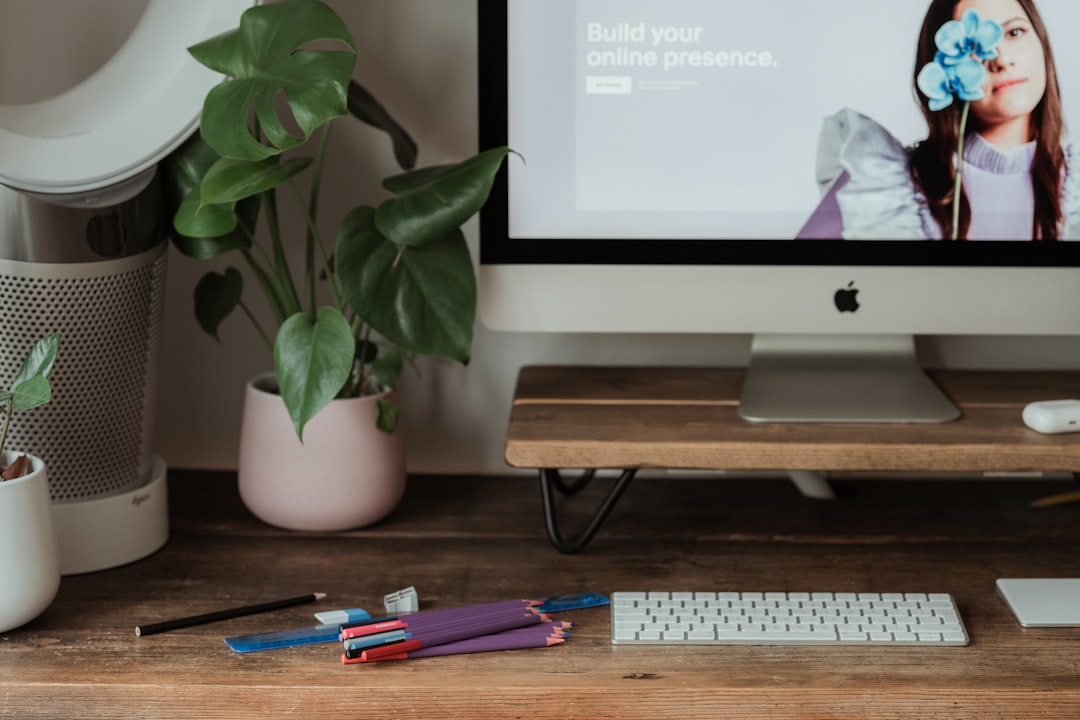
611;591;968;646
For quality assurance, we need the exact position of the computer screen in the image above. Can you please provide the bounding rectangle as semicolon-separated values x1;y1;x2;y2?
478;0;1080;422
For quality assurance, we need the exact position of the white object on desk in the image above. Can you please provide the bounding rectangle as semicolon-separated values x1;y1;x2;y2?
996;579;1080;627
0;0;255;198
384;586;419;614
1021;400;1080;434
611;591;968;645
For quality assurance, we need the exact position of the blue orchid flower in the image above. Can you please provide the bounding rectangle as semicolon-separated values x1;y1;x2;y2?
917;9;1003;111
934;9;1003;65
915;9;1004;240
917;56;988;110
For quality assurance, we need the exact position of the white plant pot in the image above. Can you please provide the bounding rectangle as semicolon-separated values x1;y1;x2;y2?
0;452;60;633
237;373;407;532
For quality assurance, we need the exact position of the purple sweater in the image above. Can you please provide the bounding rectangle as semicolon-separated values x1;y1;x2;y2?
797;134;1037;241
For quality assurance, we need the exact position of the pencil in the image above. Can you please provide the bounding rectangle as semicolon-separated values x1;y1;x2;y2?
1030;490;1080;508
353;612;545;662
340;606;543;641
341;612;553;654
344;624;569;663
136;593;327;637
339;599;538;633
356;633;566;663
344;611;546;656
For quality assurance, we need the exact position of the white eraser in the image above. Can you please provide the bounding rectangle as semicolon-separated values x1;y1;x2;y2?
1022;399;1080;434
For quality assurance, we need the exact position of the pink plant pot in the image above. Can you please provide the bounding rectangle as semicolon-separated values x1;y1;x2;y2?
237;373;407;532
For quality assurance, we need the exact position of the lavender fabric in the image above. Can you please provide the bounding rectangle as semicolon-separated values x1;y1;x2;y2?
796;108;1080;240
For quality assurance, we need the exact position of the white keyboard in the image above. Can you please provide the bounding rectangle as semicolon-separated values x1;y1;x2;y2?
611;591;968;646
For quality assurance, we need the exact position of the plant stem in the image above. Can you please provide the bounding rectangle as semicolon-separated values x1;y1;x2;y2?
305;126;332;314
289;180;345;312
263;191;303;318
238;300;274;351
241;248;290;326
0;401;11;460
357;322;373;395
951;101;971;241
336;317;370;398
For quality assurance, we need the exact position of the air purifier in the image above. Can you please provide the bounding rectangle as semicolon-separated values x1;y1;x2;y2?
0;0;256;574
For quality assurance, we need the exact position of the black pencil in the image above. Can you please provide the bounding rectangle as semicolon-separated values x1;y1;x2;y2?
135;593;327;637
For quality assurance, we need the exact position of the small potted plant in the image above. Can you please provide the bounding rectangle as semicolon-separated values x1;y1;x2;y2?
0;334;61;632
165;0;509;530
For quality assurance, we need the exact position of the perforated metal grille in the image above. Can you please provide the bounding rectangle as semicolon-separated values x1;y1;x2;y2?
0;250;166;501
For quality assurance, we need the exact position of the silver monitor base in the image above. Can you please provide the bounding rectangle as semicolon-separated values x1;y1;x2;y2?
738;334;960;424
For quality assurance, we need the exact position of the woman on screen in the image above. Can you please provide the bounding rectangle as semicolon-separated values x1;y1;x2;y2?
797;0;1079;241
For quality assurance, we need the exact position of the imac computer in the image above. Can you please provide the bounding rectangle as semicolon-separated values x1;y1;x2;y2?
477;0;1080;423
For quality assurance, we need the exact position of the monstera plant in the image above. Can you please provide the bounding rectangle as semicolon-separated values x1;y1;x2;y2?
166;0;508;440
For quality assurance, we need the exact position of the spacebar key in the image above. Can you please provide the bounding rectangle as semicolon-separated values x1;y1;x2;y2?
714;629;838;643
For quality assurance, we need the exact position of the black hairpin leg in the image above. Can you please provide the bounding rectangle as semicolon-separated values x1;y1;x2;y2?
538;468;637;553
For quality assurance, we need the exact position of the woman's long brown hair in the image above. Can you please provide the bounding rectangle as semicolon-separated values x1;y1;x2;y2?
909;0;1065;240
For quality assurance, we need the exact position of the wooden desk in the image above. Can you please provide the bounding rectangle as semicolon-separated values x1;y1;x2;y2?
2;470;1079;719
506;366;1080;550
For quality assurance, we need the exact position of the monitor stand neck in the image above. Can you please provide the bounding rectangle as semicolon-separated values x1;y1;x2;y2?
737;334;960;423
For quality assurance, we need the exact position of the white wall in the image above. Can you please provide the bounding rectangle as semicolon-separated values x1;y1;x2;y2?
4;1;1080;476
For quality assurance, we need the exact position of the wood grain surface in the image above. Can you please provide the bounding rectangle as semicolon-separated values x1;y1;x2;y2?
2;468;1078;719
506;367;1080;471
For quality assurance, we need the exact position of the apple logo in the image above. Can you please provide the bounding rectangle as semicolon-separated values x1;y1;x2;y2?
834;281;860;313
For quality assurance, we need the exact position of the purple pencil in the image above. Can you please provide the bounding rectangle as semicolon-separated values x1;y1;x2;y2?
398;599;539;622
342;619;568;654
340;599;537;635
372;630;566;661
349;612;546;663
341;606;545;641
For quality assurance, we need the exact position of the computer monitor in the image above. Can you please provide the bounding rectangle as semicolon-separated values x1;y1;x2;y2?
478;0;1080;423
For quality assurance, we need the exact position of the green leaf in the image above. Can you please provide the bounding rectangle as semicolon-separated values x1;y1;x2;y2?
171;221;254;259
163;133;223;211
370;350;404;391
165;134;259;253
173;185;241;242
200;156;313;207
375;147;509;248
195;269;244;340
337;207;475;363
375;396;398;434
11;334;58;385
11;376;51;412
188;0;356;161
10;334;59;411
274;307;355;440
347;81;417;170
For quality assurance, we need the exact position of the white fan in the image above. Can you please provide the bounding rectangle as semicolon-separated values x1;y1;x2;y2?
0;0;255;200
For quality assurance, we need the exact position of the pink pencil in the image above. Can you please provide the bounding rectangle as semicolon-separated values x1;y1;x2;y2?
363;631;566;662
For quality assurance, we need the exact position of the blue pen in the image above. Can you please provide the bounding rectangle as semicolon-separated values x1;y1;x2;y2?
342;629;409;653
